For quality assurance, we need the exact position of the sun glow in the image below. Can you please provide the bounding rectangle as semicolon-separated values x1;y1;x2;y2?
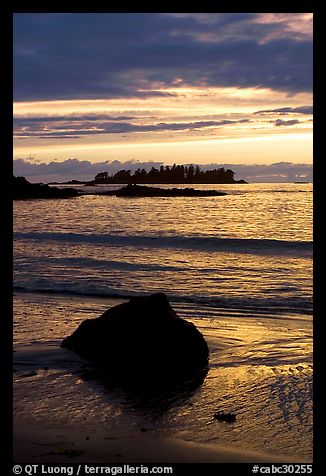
14;86;312;117
14;87;312;167
14;130;312;166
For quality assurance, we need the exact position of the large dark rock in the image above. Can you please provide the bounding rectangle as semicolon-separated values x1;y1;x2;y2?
13;175;80;199
61;293;209;385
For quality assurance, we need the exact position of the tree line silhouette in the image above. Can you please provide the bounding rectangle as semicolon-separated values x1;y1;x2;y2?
91;164;246;184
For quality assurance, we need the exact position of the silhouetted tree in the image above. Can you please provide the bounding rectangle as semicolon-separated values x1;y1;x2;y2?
113;169;131;183
94;171;109;182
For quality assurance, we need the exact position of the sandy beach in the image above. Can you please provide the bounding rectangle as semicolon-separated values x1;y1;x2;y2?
13;292;312;464
14;423;310;464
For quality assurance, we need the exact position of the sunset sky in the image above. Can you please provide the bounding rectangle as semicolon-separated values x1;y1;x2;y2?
13;13;313;182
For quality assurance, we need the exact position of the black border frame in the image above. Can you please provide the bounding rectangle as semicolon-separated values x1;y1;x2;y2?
2;3;320;474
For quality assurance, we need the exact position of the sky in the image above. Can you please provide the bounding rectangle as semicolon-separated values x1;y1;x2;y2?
13;13;313;182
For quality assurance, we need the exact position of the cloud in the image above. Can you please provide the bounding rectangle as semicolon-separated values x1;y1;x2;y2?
14;13;312;101
14;118;250;139
274;119;300;127
13;158;164;180
254;105;313;115
13;158;312;183
164;13;312;43
14;114;137;122
202;161;312;182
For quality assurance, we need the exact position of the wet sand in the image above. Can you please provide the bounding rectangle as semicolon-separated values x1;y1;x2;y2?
14;423;309;463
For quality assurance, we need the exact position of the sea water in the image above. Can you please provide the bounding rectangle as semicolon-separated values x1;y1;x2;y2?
13;183;313;460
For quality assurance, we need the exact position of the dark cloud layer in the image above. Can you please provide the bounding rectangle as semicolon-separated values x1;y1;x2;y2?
14;13;312;101
274;119;300;127
14;118;250;139
255;105;313;115
14;114;136;123
13;158;312;184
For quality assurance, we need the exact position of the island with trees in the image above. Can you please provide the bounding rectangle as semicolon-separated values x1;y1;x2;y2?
14;164;247;199
86;165;247;185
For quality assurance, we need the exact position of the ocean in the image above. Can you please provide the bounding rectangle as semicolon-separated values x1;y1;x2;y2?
13;183;313;461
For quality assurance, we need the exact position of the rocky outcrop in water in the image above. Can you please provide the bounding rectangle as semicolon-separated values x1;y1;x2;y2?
101;184;227;197
13;176;80;200
61;293;209;385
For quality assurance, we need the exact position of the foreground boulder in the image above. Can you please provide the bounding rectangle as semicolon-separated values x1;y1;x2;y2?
61;293;209;385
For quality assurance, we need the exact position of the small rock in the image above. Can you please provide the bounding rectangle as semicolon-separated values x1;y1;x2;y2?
213;412;236;423
20;370;38;378
57;448;84;457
